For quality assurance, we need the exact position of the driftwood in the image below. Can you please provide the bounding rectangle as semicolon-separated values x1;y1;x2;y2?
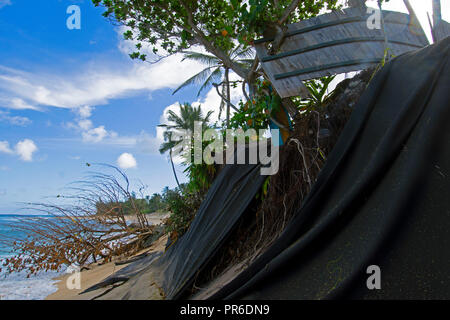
0;165;156;276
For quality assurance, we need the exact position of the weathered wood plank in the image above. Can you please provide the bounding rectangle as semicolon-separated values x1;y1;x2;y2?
433;20;450;42
255;7;428;98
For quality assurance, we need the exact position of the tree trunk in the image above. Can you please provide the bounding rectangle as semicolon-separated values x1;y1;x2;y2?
169;148;181;190
225;67;231;128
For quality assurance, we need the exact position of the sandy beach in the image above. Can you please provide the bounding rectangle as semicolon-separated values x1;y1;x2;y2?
124;212;170;226
45;213;169;300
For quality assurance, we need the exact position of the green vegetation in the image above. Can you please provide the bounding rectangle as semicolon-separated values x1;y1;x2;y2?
2;1;396;277
92;0;340;94
229;79;282;131
147;193;165;213
160;185;203;240
296;75;336;113
158;103;215;192
173;45;254;127
95;194;164;217
158;103;218;239
87;0;392;253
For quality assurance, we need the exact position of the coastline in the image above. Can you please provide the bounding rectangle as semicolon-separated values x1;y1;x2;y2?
124;212;170;225
50;212;169;225
45;213;169;300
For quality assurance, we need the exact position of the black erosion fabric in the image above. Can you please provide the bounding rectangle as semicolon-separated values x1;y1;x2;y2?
211;38;450;299
83;149;267;299
153;160;267;299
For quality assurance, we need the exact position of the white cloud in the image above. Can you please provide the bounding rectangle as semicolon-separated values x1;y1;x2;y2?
59;68;242;150
133;131;161;154
92;130;161;153
15;139;38;161
78;119;93;131
0;42;205;112
77;105;93;118
82;125;110;143
0;0;447;115
10;98;39;110
117;152;137;169
0;0;11;9
0;141;13;154
65;106;117;144
0;26;241;156
0;110;31;126
0;32;211;149
0;97;39;111
0;139;38;161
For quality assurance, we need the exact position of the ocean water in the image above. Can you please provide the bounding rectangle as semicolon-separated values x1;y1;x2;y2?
0;214;64;300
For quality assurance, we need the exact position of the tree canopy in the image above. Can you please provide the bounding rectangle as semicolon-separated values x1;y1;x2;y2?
92;0;340;85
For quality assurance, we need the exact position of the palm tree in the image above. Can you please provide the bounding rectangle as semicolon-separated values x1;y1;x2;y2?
159;103;213;189
172;45;254;127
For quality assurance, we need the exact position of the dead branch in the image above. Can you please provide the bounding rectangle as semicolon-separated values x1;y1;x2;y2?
1;165;158;276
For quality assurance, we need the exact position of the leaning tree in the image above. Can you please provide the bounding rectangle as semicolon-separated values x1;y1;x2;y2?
92;0;340;99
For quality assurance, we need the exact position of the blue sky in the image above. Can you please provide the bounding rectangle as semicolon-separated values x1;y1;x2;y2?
0;0;232;213
0;0;448;214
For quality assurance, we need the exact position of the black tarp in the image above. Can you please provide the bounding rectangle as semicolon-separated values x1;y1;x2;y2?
84;153;267;299
211;37;450;300
152;159;266;299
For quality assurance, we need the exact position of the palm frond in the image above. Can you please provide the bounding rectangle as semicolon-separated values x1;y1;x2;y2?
182;51;220;66
197;67;223;96
172;66;215;95
167;110;187;128
204;110;214;123
231;45;255;60
159;141;173;154
159;103;214;158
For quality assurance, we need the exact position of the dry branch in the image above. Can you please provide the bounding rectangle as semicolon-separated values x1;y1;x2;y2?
0;166;158;276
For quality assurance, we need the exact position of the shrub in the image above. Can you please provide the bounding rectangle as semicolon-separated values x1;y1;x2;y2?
162;187;203;241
